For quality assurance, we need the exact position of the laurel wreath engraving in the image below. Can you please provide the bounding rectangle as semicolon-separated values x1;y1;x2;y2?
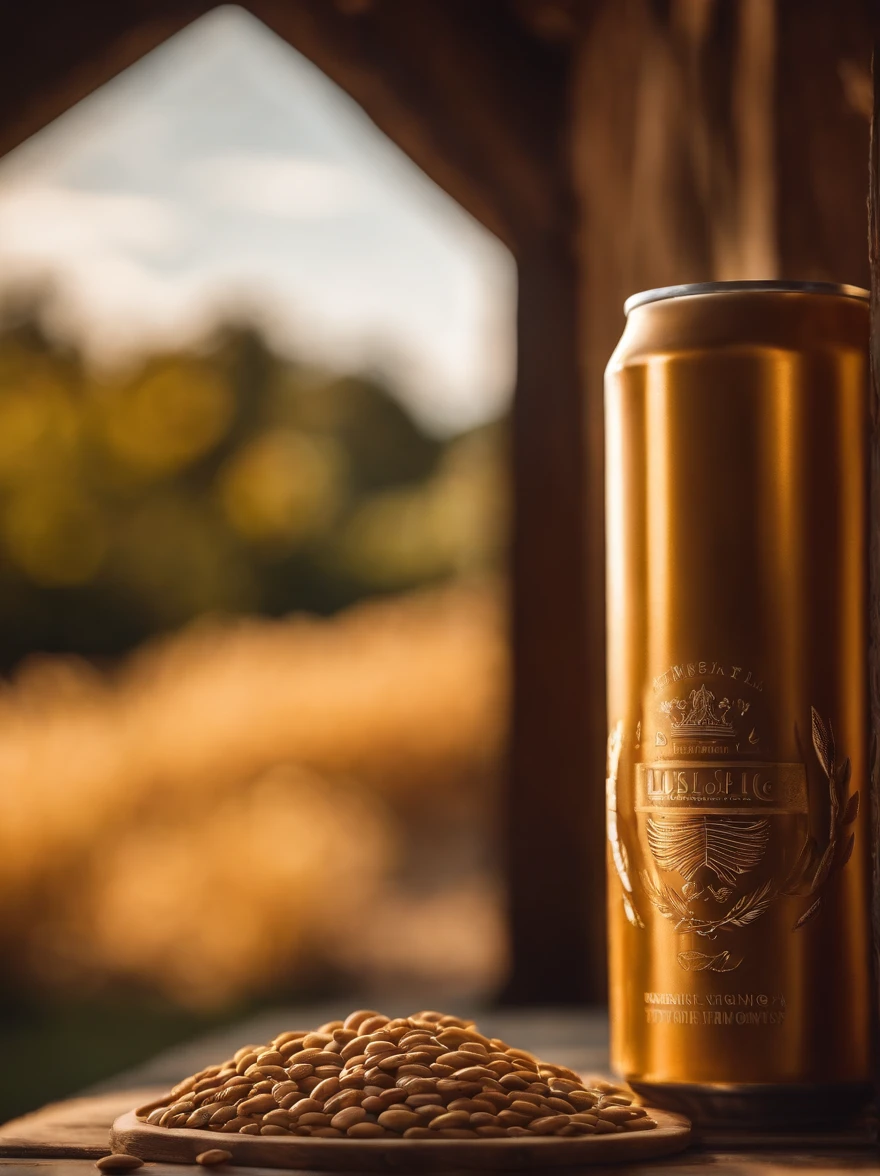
783;707;859;929
677;949;738;972
606;721;643;929
641;872;775;939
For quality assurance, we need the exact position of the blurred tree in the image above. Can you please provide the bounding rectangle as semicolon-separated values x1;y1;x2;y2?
335;423;507;589
0;292;507;667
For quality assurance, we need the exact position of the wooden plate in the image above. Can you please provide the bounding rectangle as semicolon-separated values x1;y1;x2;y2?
111;1107;691;1170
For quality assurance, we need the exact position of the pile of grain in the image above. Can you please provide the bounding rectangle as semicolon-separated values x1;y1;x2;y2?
141;1010;656;1139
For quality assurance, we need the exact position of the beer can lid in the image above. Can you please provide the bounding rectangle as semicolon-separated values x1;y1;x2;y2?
624;280;869;315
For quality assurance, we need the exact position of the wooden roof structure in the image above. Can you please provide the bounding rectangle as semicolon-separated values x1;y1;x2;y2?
3;0;877;1003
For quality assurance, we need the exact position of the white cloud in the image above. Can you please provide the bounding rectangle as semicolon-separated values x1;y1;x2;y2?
0;181;197;362
0;183;181;261
188;154;362;218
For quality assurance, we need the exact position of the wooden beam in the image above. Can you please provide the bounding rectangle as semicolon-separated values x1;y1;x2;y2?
0;0;569;255
247;0;569;251
0;2;209;161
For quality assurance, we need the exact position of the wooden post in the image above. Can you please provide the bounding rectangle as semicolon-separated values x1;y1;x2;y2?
503;232;599;1003
867;36;880;1087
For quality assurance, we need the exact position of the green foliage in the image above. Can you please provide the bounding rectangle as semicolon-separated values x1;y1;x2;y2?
0;301;507;665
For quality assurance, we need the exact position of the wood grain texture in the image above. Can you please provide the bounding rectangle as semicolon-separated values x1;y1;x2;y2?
2;1098;878;1175
111;1106;691;1170
0;1090;164;1159
6;1153;880;1175
775;0;873;287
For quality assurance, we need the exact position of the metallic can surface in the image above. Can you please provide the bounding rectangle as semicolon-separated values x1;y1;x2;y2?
604;282;871;1128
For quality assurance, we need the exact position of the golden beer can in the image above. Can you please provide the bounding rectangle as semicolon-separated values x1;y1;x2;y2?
604;280;872;1128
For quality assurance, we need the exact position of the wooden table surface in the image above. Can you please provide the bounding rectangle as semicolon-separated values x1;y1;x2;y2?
1;1005;877;1174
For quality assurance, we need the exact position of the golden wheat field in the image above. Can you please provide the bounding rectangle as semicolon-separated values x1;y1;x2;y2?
0;580;509;1006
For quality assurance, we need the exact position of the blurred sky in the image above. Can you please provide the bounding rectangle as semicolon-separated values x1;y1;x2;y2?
0;5;516;435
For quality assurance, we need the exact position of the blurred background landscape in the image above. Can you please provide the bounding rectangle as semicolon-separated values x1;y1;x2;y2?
0;5;515;1121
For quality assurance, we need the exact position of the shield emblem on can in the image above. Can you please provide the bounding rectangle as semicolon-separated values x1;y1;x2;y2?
606;673;856;973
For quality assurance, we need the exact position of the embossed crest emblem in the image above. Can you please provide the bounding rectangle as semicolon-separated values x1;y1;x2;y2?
606;665;859;973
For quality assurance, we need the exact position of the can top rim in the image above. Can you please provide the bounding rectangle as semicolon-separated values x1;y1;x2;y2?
624;280;870;315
